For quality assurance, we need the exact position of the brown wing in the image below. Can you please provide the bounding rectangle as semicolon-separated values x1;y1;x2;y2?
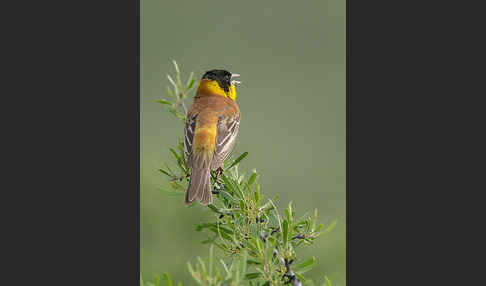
184;113;197;167
211;115;240;170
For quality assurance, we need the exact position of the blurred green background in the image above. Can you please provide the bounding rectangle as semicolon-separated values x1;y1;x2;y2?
141;0;345;285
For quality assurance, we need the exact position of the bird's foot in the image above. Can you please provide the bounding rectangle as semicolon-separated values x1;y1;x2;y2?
215;167;224;178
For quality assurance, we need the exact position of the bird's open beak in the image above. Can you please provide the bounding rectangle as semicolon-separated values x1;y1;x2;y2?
231;73;241;86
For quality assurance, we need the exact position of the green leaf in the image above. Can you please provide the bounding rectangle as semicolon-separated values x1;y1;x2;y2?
196;223;234;235
158;168;172;178
165;105;185;121
219;190;236;204
228;152;248;169
272;194;280;202
168;180;185;191
323;276;332;286
207;204;224;214
296;257;316;270
295;272;306;283
238;200;246;213
201;235;217;244
186;78;196;92
197;257;207;275
172;60;180;74
321;219;337;235
285;208;291;223
247;171;258;186
140;274;144;286
282;219;289;247
243;239;259;254
253;190;260;204
216;268;222;281
220;259;231;276
220;174;235;193
312;209;318;231
162;273;172;286
259;200;274;212
244;273;261;280
164;162;173;174
214;242;227;252
167;75;176;87
285;203;294;240
240;251;248;281
187;262;202;284
246;259;261;265
268;199;282;230
156;99;172;105
153;276;160;286
185;71;194;89
167;86;174;98
238;173;246;184
196;223;233;241
266;234;277;259
221;173;244;199
169;148;181;161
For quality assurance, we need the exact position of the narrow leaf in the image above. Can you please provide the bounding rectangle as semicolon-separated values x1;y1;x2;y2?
207;204;224;214
187;262;202;283
323;276;332;286
197;257;207;274
161;273;172;286
172;60;180;74
322;219;337;235
167;86;174;98
186;78;196;92
153;276;160;286
244;273;261;280
312;209;318;231
220;259;231;276
167;75;176;87
156;99;172;105
158;169;172;178
169;148;181;161
247;172;258;186
296;257;316;270
295;272;306;283
246;259;261;265
283;219;289;247
219;190;236;204
228;152;248;169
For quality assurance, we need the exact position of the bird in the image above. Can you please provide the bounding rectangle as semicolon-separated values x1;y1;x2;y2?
184;69;241;206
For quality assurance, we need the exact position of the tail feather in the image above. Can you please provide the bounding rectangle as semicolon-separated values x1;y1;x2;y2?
185;165;212;206
185;115;217;206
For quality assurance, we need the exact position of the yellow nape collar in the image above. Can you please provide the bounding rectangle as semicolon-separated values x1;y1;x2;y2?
196;79;236;100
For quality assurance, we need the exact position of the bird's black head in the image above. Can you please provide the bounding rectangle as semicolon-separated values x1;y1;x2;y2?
201;69;233;93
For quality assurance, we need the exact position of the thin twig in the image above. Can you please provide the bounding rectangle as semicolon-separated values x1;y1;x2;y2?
179;97;188;115
291;234;306;240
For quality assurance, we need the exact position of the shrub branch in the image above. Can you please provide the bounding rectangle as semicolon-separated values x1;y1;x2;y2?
143;61;336;286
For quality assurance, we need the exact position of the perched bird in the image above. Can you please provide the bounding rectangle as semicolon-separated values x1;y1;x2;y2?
184;69;241;206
